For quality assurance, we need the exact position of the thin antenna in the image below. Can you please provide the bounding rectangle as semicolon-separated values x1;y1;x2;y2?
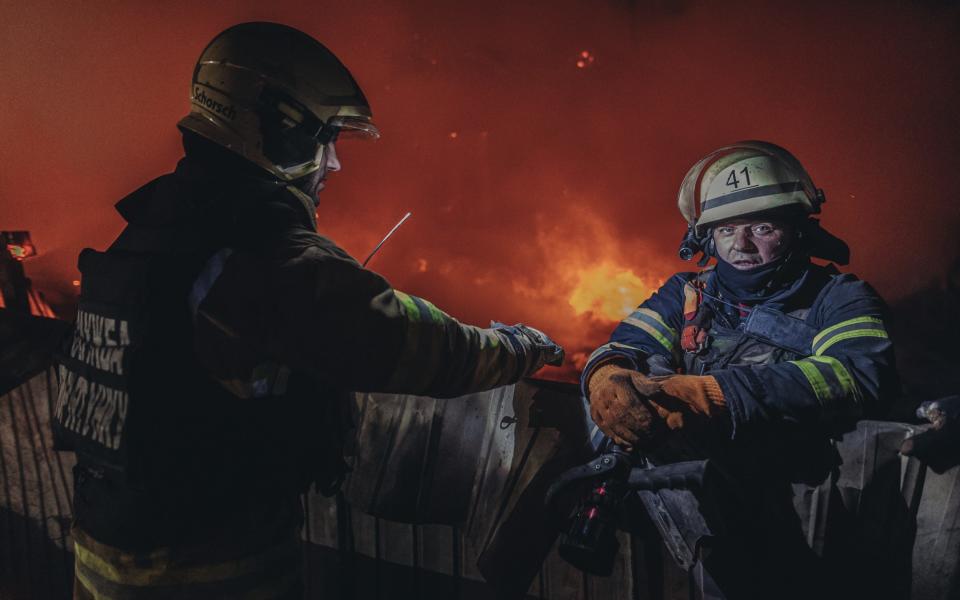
363;212;412;268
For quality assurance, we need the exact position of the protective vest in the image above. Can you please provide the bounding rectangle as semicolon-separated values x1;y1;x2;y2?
675;272;838;483
682;305;815;375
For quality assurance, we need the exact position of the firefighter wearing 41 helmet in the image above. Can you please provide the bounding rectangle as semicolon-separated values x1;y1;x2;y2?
580;141;898;598
56;22;563;599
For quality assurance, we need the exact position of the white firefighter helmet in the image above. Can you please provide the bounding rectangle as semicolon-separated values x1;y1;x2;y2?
677;141;824;236
177;22;380;182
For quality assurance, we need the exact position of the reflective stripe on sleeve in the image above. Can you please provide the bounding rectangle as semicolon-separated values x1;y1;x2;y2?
395;290;449;325
622;308;676;353
394;290;422;321
788;356;859;406
416;296;449;324
586;342;643;366
812;316;888;355
808;355;862;403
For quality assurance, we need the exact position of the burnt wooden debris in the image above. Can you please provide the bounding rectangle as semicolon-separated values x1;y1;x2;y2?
0;309;71;398
3;363;960;598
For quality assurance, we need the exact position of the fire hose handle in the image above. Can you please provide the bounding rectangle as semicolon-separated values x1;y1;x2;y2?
545;449;633;507
625;459;713;492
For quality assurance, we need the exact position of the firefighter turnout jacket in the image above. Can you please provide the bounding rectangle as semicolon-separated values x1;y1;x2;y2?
581;261;898;449
579;259;898;599
55;150;546;599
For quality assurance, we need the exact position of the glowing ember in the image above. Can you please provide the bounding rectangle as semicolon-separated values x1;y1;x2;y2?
2;232;37;261
568;263;653;322
576;50;595;69
448;131;458;139
417;258;428;272
72;280;80;287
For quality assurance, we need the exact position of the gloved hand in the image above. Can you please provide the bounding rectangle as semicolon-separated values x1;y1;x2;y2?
490;322;565;371
586;362;665;447
651;374;726;417
900;395;960;473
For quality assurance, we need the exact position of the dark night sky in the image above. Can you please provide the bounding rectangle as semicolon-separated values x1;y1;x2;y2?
2;0;958;379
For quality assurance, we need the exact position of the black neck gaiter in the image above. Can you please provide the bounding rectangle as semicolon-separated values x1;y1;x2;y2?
715;253;808;305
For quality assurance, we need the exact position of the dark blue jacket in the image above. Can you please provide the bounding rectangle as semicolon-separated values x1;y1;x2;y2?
581;263;898;438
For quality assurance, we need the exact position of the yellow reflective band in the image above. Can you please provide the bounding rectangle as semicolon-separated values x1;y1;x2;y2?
484;331;501;349
420;298;448;324
815;330;888;356
75;560;300;600
394;291;421;322
808;355;860;402
636;308;676;337
812;316;884;347
73;536;297;587
623;317;674;352
789;359;831;403
586;342;640;365
74;566;102;600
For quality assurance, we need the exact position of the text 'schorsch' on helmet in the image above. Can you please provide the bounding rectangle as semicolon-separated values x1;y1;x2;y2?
177;22;379;182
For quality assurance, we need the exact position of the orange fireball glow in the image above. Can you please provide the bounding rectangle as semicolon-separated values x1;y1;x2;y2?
2;2;959;384
568;264;655;322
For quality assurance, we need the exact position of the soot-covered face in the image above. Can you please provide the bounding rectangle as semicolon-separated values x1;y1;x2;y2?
712;218;795;270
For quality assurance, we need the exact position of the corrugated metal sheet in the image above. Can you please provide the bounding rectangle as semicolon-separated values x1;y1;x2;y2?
4;367;960;599
340;379;601;598
0;367;75;600
344;384;519;525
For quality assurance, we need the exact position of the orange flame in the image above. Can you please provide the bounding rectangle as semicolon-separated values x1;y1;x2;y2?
495;206;673;381
569;263;654;322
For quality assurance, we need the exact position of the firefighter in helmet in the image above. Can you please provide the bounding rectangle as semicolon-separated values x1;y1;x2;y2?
579;141;899;597
56;22;562;599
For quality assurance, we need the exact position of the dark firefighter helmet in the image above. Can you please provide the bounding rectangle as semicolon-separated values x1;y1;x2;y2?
177;22;380;182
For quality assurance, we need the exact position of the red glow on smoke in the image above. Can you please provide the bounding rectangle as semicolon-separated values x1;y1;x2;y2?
1;2;958;382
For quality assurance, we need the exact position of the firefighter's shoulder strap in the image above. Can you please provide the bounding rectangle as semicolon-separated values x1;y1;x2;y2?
681;268;819;357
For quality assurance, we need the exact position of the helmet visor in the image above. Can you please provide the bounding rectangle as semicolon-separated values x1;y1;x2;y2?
328;116;380;140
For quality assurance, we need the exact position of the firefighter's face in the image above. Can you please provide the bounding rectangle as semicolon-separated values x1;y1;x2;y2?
297;142;341;205
713;218;794;270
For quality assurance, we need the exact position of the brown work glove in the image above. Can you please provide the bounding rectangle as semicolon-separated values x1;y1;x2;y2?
587;362;665;447
648;374;726;430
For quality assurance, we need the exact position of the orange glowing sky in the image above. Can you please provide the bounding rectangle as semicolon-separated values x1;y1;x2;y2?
2;1;959;381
